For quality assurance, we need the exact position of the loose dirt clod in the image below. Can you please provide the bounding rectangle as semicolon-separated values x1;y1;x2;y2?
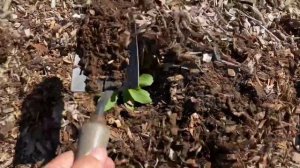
76;0;133;92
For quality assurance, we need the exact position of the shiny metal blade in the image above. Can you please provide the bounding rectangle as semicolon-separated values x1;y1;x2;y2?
126;23;140;89
71;54;87;92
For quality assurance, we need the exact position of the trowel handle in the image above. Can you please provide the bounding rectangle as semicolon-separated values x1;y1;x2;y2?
75;121;110;159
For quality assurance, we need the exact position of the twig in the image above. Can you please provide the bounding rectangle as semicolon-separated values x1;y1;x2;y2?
3;0;12;12
214;7;229;25
182;20;203;38
260;26;282;43
174;11;185;42
293;37;300;40
157;10;167;29
233;8;281;43
248;5;266;25
220;60;240;67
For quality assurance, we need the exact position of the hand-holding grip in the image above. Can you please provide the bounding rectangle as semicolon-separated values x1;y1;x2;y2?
76;121;110;159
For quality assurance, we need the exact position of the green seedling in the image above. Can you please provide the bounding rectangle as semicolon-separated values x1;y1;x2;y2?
104;74;154;111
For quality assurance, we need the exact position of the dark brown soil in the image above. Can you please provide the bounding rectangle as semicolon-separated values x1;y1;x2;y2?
75;1;300;167
76;0;133;92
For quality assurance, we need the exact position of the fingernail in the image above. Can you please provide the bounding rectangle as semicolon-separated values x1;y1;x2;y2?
90;148;107;161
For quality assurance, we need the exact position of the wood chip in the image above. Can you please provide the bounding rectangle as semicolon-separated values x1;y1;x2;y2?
114;119;122;128
167;74;184;82
14;22;21;28
2;107;14;113
0;152;10;162
89;10;95;15
10;14;17;20
202;53;212;63
24;29;31;37
292;152;300;164
51;0;56;9
170;127;178;136
228;69;236;77
126;127;133;140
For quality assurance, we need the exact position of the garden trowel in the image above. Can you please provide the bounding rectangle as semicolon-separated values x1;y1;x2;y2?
71;23;140;159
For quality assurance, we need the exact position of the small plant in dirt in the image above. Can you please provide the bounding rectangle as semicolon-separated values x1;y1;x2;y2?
104;74;154;111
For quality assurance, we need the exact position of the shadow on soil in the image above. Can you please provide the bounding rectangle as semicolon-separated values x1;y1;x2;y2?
13;77;64;167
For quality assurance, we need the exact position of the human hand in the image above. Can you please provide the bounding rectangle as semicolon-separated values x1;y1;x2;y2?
45;148;115;168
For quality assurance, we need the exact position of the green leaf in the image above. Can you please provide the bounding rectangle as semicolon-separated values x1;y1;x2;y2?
104;92;118;111
128;88;152;104
139;74;153;87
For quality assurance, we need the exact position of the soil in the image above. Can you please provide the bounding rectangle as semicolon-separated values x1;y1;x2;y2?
76;0;133;92
76;1;300;167
1;0;300;168
0;28;11;64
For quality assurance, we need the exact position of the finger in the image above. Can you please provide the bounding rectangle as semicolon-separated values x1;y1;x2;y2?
89;148;108;163
72;155;106;168
72;148;108;168
44;151;74;168
104;157;115;168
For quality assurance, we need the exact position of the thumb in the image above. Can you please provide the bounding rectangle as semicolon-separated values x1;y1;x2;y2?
44;151;74;168
72;148;109;168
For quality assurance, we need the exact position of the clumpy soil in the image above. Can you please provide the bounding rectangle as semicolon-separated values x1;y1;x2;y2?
76;0;134;92
75;1;300;167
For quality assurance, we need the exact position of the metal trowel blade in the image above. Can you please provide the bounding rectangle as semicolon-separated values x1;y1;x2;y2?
124;23;139;89
71;54;87;92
